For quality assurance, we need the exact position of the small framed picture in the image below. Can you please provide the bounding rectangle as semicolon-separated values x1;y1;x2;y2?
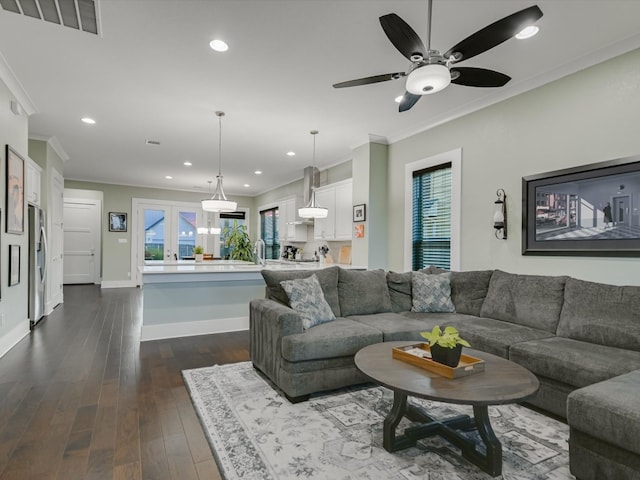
353;204;366;222
9;244;20;286
109;212;127;232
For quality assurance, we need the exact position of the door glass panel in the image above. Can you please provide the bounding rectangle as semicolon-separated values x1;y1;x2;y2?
178;210;197;259
144;209;165;260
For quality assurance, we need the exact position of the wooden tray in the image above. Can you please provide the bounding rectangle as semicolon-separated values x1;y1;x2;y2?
392;343;485;379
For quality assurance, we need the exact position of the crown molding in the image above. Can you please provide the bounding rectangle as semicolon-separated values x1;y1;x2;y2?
0;52;37;116
29;134;70;162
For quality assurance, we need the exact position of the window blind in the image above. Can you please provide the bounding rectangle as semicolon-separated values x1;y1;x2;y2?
412;163;452;270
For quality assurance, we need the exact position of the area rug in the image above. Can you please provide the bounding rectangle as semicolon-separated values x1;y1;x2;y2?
182;362;573;480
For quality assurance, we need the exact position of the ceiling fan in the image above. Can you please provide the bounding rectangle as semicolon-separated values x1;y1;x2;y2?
333;1;543;112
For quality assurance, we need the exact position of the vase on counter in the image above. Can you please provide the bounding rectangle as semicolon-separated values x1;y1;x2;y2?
195;253;204;263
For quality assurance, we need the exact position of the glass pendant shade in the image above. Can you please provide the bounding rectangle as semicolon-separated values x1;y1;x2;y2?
298;191;328;218
202;175;237;212
202;111;237;213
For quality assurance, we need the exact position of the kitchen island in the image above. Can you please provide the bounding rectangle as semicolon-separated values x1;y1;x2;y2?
140;260;363;341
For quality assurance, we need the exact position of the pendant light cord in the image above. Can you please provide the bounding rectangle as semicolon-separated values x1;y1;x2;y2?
216;111;225;177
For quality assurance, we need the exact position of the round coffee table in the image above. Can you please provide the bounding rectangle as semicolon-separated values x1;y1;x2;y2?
354;341;539;477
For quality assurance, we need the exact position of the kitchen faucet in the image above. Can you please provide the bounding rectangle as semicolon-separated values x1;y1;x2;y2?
254;239;266;266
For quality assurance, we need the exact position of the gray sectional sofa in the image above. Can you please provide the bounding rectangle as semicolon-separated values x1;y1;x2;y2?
249;265;640;480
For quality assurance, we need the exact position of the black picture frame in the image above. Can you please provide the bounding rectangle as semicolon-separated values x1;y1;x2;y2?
6;145;24;235
353;204;366;222
522;155;640;256
109;212;127;232
9;244;20;286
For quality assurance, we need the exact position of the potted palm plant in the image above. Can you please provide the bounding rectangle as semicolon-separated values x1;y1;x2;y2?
193;245;204;262
420;326;471;367
221;220;255;262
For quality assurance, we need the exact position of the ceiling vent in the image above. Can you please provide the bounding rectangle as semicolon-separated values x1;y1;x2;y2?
0;0;99;35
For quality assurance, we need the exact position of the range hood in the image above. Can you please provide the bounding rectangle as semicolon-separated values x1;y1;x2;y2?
287;166;320;225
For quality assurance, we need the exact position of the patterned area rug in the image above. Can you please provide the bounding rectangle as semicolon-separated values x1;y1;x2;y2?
182;362;574;480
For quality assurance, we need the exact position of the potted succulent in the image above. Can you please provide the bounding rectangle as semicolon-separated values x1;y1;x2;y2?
193;245;204;263
221;220;255;262
420;326;471;367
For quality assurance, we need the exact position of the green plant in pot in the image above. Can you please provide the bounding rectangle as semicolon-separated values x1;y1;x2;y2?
193;245;204;262
420;326;470;368
221;220;255;262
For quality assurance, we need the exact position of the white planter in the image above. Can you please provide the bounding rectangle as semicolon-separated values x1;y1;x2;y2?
195;253;204;263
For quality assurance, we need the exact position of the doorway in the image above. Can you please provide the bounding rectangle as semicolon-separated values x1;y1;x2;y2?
612;195;630;226
63;198;101;284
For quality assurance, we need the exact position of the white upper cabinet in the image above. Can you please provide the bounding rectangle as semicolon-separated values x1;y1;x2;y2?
314;179;352;241
26;158;42;206
277;196;308;242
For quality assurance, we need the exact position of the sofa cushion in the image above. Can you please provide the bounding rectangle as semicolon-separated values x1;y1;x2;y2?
280;274;336;330
387;271;412;313
568;370;640;457
338;268;392;316
351;312;469;342
556;277;640;351
510;337;640;388
261;266;341;317
281;318;382;362
480;270;567;333
411;271;455;313
450;270;493;316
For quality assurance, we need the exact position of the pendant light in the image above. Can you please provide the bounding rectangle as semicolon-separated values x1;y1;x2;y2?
298;130;328;219
202;111;237;212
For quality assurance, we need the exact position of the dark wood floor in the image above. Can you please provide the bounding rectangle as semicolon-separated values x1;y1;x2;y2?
0;285;249;480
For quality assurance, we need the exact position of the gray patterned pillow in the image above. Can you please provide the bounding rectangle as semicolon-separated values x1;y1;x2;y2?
411;271;456;313
280;274;336;330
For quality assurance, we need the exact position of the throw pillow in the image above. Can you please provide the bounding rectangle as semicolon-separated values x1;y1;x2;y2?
411;271;456;313
280;274;336;330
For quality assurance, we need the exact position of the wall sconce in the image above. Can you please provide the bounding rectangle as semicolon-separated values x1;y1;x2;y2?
493;189;507;240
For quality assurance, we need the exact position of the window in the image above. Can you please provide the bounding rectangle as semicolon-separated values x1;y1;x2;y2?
220;211;247;260
412;163;452;270
260;207;280;259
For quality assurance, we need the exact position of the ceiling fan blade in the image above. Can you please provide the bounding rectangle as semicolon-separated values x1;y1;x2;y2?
333;72;405;88
444;5;543;62
379;13;426;61
399;92;421;112
450;67;511;87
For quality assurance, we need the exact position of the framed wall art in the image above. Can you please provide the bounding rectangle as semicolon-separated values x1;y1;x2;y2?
6;145;24;235
353;204;366;222
522;155;640;256
109;212;127;232
9;244;20;286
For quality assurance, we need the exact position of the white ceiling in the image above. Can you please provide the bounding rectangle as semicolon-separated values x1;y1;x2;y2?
1;0;639;197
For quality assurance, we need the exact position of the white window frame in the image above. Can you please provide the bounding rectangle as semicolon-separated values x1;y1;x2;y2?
404;148;462;271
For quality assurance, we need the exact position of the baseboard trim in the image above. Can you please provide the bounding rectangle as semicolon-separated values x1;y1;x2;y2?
101;280;137;289
140;316;249;341
0;320;30;359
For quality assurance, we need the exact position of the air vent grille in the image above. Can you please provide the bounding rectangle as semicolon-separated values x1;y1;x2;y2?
0;0;99;35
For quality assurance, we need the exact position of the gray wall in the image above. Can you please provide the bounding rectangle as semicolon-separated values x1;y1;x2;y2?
0;78;30;353
387;47;640;285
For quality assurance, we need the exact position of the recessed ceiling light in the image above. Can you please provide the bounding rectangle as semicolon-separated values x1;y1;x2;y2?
165;175;173;179
243;184;250;188
81;117;96;124
184;161;192;166
394;95;404;103
209;39;229;52
145;139;161;146
254;170;262;175
515;25;539;39
286;151;296;157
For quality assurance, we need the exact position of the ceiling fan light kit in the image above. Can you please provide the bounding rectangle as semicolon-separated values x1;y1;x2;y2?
202;111;237;213
333;1;543;112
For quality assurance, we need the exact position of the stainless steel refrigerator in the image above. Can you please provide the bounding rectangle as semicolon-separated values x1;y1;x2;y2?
28;205;47;328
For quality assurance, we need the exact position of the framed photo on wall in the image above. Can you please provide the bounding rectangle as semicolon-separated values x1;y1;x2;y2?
6;145;24;235
9;244;20;286
109;212;127;232
353;204;366;222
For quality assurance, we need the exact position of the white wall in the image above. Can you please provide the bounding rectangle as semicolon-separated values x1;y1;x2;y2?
387;48;640;285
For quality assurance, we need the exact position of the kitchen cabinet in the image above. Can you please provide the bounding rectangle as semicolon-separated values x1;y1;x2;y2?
277;197;308;242
26;158;42;206
314;179;352;241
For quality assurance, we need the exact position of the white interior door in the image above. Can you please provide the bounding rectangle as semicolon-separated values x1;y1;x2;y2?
63;198;101;284
47;169;64;312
